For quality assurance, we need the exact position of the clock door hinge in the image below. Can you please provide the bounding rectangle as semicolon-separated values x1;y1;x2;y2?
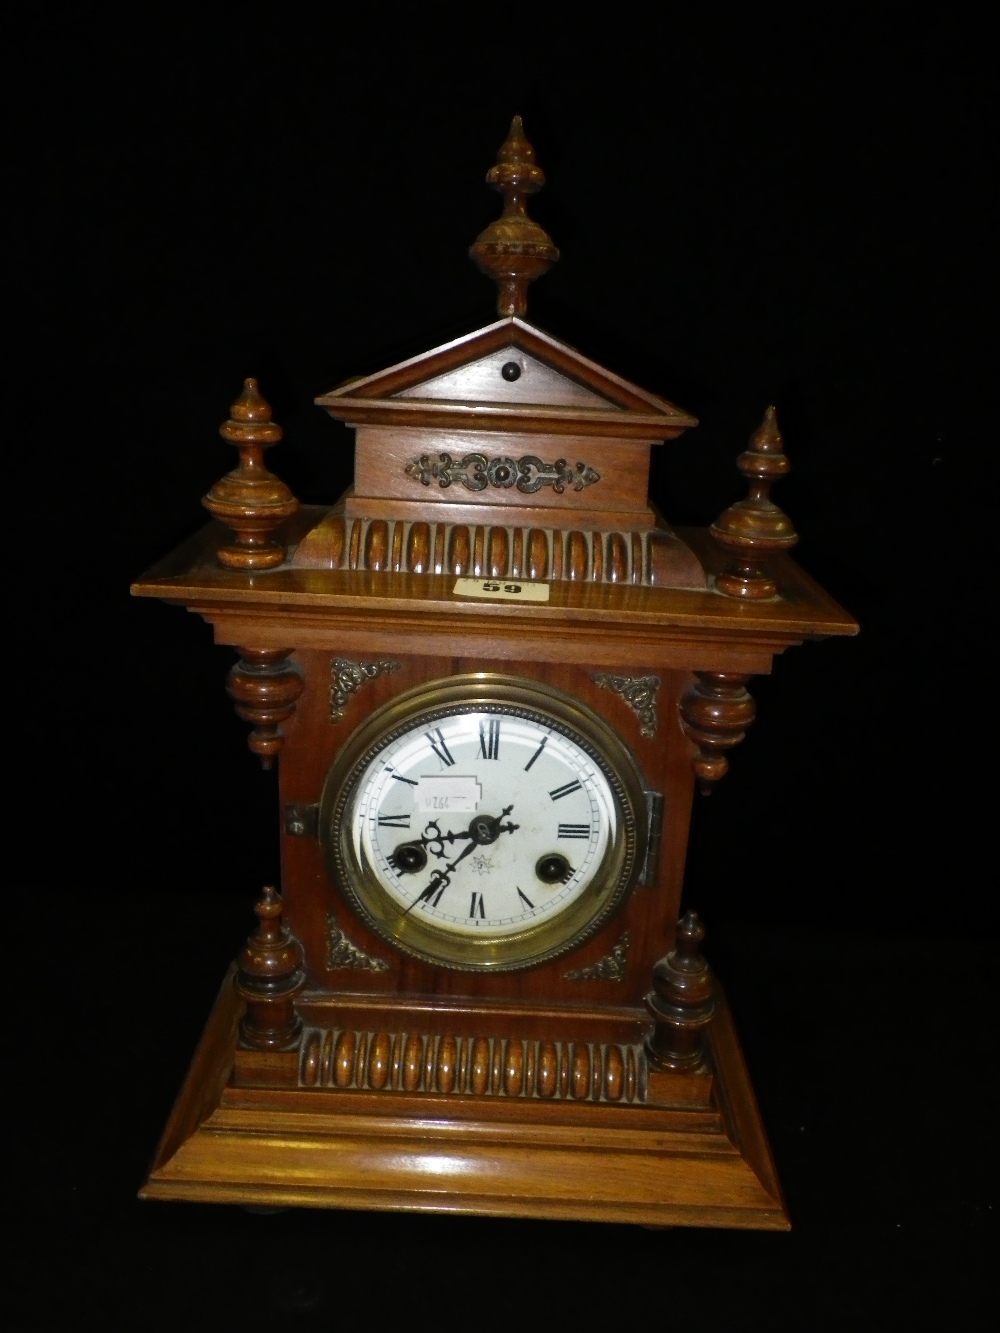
639;790;664;886
285;802;320;838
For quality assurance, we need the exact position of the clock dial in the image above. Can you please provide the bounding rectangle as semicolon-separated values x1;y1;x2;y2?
356;712;616;936
320;676;649;971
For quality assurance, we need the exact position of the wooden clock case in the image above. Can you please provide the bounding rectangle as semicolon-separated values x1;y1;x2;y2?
132;119;857;1228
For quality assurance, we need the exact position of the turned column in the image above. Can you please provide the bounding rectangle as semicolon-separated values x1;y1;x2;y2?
226;648;303;768
679;671;756;793
235;885;305;1051
646;911;715;1071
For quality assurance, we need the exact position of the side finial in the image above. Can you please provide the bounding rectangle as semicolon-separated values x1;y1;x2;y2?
469;116;559;317
235;885;305;1050
645;910;715;1071
202;378;299;570
710;405;798;599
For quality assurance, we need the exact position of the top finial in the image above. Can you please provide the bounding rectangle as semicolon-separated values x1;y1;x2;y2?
469;116;559;317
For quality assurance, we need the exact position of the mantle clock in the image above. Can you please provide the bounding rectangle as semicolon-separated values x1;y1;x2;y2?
133;118;857;1227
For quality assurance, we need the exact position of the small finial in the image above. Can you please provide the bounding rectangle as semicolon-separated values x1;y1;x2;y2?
645;909;715;1071
710;405;798;599
235;884;305;1050
202;379;299;570
469;116;559;318
675;910;706;960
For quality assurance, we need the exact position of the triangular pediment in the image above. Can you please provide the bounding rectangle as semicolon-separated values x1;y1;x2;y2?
316;318;696;441
395;345;622;412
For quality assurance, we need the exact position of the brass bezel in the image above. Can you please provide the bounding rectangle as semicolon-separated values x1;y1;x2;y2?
319;674;649;972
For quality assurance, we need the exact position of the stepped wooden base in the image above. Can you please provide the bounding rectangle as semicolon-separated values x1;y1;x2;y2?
141;969;788;1229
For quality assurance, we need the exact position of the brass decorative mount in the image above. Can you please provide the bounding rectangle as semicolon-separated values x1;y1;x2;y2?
564;930;632;983
404;451;600;494
592;674;660;738
329;658;400;723
325;917;390;973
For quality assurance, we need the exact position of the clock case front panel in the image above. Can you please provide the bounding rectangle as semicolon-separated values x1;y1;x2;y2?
280;653;692;1015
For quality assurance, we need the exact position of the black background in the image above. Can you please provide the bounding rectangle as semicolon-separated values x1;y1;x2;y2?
7;11;995;1329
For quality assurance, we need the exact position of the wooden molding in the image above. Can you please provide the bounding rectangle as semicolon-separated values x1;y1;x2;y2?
142;970;788;1229
316;319;697;435
291;510;707;589
298;1027;645;1104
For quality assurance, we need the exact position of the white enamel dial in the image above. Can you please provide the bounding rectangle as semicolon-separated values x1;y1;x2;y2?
322;676;648;972
351;711;618;937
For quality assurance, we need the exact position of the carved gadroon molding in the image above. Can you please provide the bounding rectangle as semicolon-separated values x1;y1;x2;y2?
563;930;631;983
329;658;400;722
292;514;708;589
299;1026;644;1102
325;917;390;973
593;674;659;738
405;452;600;495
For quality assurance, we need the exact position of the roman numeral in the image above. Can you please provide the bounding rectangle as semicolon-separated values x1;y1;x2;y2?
428;884;445;907
549;780;582;801
516;887;535;909
469;892;486;918
524;735;548;771
386;768;418;786
558;823;590;839
479;718;501;760
377;814;411;828
426;729;455;768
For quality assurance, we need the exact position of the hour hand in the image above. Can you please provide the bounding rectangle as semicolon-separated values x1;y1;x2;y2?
419;820;472;859
404;840;477;914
